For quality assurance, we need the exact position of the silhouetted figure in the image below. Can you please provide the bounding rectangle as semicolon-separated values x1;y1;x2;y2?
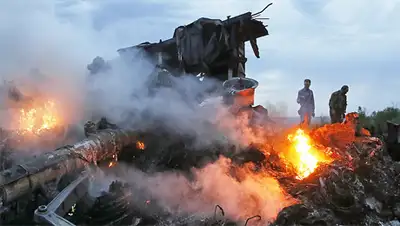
329;85;349;123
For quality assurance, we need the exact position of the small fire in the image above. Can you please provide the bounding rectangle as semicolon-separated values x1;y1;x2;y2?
136;141;145;150
108;154;118;168
18;100;59;134
287;128;331;180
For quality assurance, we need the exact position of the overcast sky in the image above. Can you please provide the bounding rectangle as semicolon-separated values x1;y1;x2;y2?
1;0;399;117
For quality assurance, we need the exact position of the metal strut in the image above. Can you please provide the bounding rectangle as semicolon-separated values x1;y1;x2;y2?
34;171;90;226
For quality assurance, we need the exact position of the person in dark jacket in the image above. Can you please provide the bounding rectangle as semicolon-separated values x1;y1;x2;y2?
297;79;315;126
329;85;349;123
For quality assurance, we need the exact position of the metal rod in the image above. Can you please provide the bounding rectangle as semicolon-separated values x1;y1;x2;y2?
252;3;273;17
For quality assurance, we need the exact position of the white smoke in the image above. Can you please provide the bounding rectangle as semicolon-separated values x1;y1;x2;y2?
0;1;232;148
84;56;227;144
0;1;102;128
92;160;296;224
0;1;288;148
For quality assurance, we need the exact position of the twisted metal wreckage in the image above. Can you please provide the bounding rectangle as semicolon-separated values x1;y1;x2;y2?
1;3;400;225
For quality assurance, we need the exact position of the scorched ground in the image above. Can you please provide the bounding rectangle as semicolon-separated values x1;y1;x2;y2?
77;113;400;225
1;102;399;225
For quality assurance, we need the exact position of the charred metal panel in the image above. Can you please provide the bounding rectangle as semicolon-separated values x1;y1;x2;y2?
387;121;400;143
173;18;230;74
386;121;400;160
116;9;270;81
234;42;246;78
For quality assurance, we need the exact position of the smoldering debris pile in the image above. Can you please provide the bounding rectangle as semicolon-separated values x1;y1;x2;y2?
67;177;268;226
2;114;400;226
272;137;400;226
82;119;400;226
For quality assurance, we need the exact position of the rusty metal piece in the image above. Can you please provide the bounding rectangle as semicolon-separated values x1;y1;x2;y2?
0;129;138;205
223;77;259;108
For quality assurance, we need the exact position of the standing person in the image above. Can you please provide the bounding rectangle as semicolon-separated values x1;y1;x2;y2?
329;85;349;123
297;79;315;126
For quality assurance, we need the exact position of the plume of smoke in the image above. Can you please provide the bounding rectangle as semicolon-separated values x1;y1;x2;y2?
0;1;106;129
0;1;282;150
0;1;244;149
84;55;236;148
104;159;296;223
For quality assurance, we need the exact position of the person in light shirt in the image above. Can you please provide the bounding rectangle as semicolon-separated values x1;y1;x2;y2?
296;79;315;126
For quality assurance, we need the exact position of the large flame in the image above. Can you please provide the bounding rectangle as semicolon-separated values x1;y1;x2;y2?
287;128;331;180
18;100;60;134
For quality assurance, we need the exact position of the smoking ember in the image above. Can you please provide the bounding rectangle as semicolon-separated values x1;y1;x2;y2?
108;161;116;167
136;141;145;150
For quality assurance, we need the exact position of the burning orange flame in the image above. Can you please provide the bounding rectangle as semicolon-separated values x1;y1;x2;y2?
108;154;118;167
136;141;145;150
287;128;331;180
18;100;59;134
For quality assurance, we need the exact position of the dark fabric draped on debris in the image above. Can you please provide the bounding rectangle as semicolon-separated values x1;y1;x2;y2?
173;18;230;73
